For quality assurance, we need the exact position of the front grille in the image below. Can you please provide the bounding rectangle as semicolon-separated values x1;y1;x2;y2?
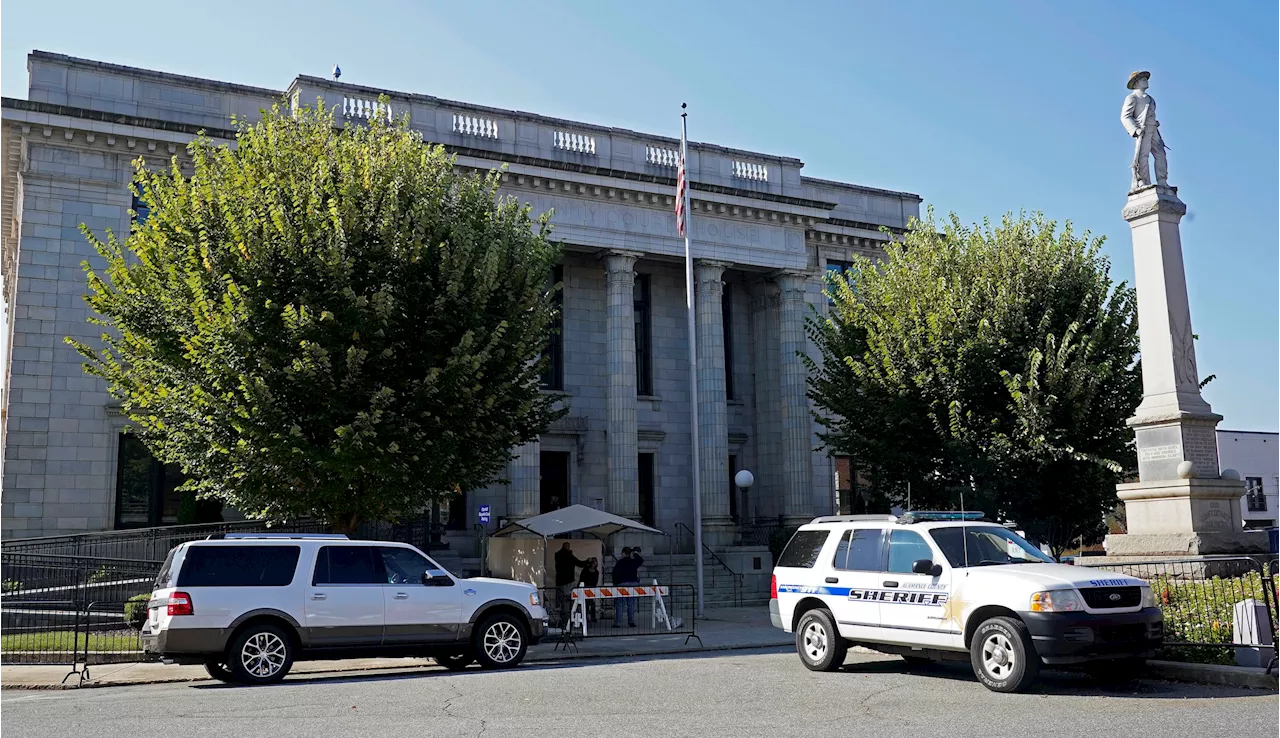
1081;586;1141;609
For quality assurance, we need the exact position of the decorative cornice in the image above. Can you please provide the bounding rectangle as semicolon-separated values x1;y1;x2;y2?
637;428;666;443
1122;185;1186;221
547;415;589;435
728;432;749;446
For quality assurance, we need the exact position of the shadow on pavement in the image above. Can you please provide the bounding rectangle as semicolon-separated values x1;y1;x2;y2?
838;658;1268;699
188;646;795;690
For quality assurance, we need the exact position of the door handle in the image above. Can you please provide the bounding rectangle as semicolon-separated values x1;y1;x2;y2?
311;593;327;600
394;592;409;600
882;581;899;588
824;577;839;584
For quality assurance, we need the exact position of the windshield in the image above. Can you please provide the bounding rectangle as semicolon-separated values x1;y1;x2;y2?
928;525;1053;568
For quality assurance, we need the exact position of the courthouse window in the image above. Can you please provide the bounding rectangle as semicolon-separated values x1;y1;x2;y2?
540;265;564;390
114;434;185;528
634;274;652;395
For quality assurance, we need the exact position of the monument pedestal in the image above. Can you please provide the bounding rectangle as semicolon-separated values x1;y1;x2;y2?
1096;180;1268;562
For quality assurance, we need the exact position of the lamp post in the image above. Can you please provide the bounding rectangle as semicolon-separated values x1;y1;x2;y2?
734;469;755;523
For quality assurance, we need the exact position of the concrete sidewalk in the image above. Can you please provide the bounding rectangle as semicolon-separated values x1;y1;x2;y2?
0;606;792;690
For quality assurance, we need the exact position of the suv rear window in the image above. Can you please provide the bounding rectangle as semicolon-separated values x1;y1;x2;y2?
776;530;831;568
176;545;301;587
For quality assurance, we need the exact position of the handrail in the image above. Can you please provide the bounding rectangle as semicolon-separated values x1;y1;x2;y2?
674;522;743;607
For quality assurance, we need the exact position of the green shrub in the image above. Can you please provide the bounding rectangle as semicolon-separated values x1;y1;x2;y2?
2;579;22;594
768;527;799;566
124;593;151;631
1147;570;1276;665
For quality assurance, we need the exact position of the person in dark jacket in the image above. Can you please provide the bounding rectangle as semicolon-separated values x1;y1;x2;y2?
578;558;601;622
611;547;644;627
554;542;590;625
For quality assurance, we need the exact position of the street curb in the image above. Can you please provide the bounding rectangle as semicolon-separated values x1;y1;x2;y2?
0;640;796;691
1147;660;1278;690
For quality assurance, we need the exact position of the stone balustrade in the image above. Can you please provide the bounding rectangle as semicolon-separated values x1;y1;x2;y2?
646;145;680;167
342;96;393;121
453;113;499;139
553;130;596;154
733;160;768;182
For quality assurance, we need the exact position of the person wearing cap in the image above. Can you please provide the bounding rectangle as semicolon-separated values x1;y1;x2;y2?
1120;70;1168;190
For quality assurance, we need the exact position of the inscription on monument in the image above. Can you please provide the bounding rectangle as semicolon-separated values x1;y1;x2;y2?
1138;444;1181;462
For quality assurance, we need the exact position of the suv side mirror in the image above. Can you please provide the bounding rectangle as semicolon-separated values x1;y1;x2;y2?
912;559;942;577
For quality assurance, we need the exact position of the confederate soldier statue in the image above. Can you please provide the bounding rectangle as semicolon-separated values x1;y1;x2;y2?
1121;70;1169;191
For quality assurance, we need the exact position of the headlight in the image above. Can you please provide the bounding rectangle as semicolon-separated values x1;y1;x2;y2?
1030;589;1084;612
1140;585;1156;609
529;592;540;607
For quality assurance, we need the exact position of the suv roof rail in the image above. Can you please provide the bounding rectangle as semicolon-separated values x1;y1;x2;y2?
896;511;986;525
808;514;898;524
204;533;350;540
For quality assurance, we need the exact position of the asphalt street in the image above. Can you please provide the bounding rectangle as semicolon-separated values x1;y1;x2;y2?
2;649;1276;738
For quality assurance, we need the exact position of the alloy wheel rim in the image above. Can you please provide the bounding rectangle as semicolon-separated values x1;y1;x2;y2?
803;621;828;661
241;632;286;678
483;621;522;663
981;632;1016;679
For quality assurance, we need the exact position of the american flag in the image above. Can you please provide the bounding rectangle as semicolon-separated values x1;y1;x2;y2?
675;147;687;236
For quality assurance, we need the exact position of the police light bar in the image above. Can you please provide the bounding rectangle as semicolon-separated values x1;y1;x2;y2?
897;511;986;524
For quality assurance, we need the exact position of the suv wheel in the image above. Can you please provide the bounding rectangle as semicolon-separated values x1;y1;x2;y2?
795;609;846;672
474;613;528;669
435;652;475;671
203;660;236;683
970;616;1039;693
227;622;294;685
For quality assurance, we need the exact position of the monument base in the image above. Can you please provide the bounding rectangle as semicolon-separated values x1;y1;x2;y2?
1116;477;1251;537
1101;531;1270;558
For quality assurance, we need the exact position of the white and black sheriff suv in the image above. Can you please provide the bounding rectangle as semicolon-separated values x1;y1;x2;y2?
769;512;1163;692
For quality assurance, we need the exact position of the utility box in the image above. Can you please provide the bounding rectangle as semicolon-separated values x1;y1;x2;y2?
1232;598;1275;668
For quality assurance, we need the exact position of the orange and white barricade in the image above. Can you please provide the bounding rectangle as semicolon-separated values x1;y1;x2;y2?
569;579;672;637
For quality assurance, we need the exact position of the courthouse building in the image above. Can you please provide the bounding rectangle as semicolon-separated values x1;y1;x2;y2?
1;51;921;545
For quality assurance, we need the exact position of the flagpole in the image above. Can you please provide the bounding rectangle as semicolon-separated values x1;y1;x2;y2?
681;103;705;618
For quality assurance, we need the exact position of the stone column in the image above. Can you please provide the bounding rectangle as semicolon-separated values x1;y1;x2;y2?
507;440;541;518
605;250;642;519
1101;185;1265;559
695;261;733;540
750;281;782;521
776;272;813;526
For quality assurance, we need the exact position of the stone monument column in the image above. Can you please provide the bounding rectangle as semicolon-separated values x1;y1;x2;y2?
1106;185;1263;556
604;250;641;519
694;260;734;544
776;272;814;526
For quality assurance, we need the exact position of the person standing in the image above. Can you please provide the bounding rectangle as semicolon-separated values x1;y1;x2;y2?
554;542;590;625
579;557;601;623
1120;70;1169;190
611;546;644;627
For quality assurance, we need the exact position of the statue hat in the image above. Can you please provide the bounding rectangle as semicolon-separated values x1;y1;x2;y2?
1127;70;1151;90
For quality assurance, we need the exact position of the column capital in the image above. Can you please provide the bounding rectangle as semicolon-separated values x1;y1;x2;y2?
773;270;809;298
694;259;732;276
602;250;643;275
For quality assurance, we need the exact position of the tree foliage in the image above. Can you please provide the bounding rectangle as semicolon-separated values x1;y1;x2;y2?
71;102;564;532
807;210;1141;555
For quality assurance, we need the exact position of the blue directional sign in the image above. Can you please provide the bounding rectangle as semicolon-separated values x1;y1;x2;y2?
478;504;491;524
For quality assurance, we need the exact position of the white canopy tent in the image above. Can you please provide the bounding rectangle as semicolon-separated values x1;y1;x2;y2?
487;505;667;590
492;505;665;539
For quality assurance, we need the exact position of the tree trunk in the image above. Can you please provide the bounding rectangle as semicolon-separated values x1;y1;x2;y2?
330;511;362;537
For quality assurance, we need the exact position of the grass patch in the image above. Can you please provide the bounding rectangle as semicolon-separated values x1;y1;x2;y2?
0;630;141;653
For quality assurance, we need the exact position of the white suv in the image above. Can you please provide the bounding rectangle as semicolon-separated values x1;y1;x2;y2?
769;512;1163;692
141;534;547;684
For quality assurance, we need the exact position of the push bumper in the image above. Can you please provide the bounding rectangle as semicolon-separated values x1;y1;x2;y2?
1022;607;1164;665
769;600;784;630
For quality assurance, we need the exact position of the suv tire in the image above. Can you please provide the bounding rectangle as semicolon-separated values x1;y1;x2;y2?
473;613;528;670
795;609;846;672
970;616;1039;693
203;660;236;684
226;622;295;685
435;652;475;671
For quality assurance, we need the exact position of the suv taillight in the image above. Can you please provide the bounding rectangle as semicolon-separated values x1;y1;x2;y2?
167;591;194;616
770;574;778;600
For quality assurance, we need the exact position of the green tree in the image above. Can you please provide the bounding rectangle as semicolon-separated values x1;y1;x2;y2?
71;101;564;533
807;211;1141;557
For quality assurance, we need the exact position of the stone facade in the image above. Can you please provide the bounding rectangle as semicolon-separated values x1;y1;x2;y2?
0;51;921;542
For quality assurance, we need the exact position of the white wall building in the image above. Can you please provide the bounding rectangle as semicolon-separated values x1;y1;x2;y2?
1217;430;1278;530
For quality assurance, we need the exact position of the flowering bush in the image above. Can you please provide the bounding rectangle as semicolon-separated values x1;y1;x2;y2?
1149;571;1275;665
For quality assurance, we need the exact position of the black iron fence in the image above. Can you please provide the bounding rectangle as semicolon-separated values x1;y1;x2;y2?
0;518;460;562
1088;556;1278;664
1;553;160;669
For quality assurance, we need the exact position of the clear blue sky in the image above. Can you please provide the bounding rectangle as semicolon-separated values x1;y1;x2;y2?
3;0;1276;431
